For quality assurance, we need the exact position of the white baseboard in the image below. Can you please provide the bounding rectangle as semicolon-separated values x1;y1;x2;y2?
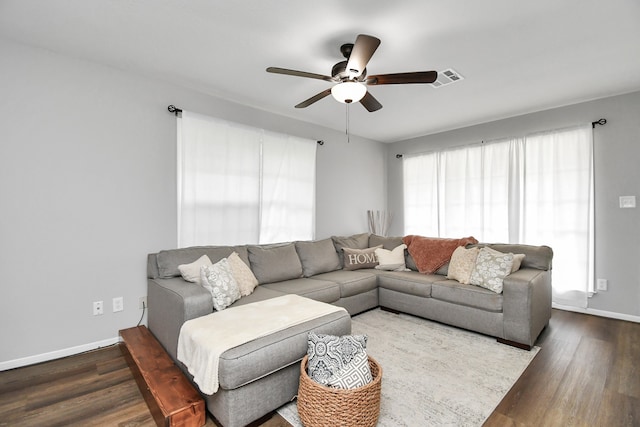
0;336;121;372
3;305;639;371
553;303;640;323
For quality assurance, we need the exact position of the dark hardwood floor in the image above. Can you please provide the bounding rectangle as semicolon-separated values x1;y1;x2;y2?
1;309;638;426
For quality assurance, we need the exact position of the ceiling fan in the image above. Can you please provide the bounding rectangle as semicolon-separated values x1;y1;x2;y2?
266;34;438;112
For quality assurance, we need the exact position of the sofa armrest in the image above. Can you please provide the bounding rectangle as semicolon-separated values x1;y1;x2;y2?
501;268;552;347
147;277;213;361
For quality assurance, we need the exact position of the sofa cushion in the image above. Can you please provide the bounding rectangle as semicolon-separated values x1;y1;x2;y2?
248;243;303;284
295;239;341;277
262;278;340;304
311;270;378;298
431;279;504;312
156;245;249;279
343;246;381;270
403;235;479;274
332;233;370;267
216;310;351;390
368;234;403;249
375;270;440;298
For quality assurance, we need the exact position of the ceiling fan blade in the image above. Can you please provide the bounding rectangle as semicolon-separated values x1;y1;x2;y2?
366;71;438;85
295;88;332;108
360;91;383;112
346;34;381;78
266;67;335;82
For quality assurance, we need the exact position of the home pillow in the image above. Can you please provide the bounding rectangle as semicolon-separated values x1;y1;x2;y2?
342;246;382;270
331;233;370;267
295;239;341;277
469;247;514;293
402;235;479;274
325;351;372;389
374;244;410;271
226;251;258;297
307;332;368;385
178;254;213;284
447;246;480;284
200;258;241;311
247;243;303;284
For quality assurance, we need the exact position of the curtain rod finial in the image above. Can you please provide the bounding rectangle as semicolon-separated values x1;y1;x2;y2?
168;105;182;115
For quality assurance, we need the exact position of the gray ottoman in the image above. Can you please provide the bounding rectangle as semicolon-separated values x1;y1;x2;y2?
192;309;351;427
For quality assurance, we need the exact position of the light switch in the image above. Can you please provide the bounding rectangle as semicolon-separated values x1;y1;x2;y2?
619;196;636;208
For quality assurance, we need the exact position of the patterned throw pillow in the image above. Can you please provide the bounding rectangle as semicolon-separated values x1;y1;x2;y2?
200;258;241;311
447;246;480;284
374;244;410;271
342;246;382;270
469;247;514;293
307;333;368;384
226;251;258;297
325;351;372;389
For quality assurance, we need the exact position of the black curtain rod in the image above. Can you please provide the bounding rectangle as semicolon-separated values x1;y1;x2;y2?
397;119;608;158
592;118;607;128
167;104;323;146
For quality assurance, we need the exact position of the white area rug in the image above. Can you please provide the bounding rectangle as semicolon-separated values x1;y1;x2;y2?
277;308;539;426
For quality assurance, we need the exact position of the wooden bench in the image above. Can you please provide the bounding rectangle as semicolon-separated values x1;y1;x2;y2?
120;326;206;427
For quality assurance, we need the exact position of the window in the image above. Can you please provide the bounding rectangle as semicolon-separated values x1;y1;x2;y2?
403;125;594;308
177;111;316;247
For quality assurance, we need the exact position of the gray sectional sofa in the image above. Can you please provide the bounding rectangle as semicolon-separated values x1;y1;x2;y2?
147;233;553;427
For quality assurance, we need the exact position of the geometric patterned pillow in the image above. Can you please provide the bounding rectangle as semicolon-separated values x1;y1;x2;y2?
307;333;368;385
325;351;372;389
200;258;241;311
469;247;514;294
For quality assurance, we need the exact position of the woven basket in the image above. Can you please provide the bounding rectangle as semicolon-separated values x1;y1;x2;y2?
297;355;382;427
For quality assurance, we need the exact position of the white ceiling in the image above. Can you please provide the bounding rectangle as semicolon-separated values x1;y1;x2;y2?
2;0;640;143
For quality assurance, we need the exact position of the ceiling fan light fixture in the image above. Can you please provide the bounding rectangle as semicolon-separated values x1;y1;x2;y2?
331;81;367;104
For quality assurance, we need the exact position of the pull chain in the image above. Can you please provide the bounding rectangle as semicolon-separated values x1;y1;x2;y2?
345;101;351;143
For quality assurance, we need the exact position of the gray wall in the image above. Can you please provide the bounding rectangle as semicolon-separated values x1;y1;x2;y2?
387;91;640;318
0;38;386;366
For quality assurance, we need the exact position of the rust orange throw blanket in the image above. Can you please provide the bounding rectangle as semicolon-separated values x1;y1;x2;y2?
403;235;478;274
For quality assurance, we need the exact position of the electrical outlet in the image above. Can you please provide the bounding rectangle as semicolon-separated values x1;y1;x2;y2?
113;297;124;312
596;278;608;291
139;296;147;310
93;301;104;316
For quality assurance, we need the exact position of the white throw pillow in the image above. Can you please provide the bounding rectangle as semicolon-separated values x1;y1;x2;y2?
200;258;241;311
227;251;259;297
447;246;480;284
374;244;410;271
178;254;213;284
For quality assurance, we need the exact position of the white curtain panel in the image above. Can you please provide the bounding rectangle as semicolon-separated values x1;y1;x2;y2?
259;132;316;244
178;112;261;247
177;112;316;247
403;124;594;308
403;153;439;236
522;125;594;308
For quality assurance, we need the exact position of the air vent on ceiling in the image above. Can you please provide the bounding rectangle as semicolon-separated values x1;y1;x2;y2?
430;69;464;88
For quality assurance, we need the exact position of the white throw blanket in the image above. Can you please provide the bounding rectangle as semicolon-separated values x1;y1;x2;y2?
177;294;347;395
